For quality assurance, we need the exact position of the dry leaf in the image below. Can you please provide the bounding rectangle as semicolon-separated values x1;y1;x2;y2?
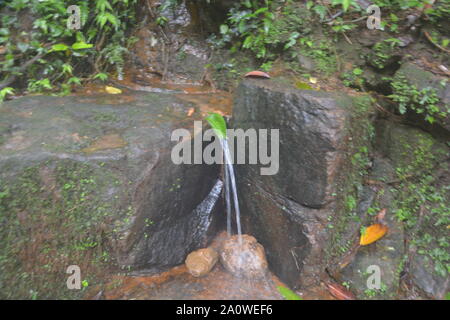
187;107;195;117
309;77;318;84
324;281;356;300
244;71;271;79
360;223;388;246
105;86;122;94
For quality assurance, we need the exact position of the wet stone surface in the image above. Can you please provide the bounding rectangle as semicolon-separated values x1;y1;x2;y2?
0;89;231;298
220;234;269;280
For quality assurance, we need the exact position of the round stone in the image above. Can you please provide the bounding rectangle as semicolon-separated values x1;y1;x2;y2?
185;247;218;277
220;234;268;279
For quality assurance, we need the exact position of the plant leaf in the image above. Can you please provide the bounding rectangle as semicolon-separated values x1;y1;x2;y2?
105;86;122;94
360;223;388;245
205;112;227;139
72;42;93;50
50;43;69;52
277;286;303;300
219;24;229;35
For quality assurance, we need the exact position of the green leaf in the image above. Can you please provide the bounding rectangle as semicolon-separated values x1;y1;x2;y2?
243;35;253;49
435;261;447;278
277;286;303;300
72;42;93;50
67;77;81;85
220;24;229;35
342;0;352;12
94;73;108;81
205;112;227;139
254;7;269;15
0;87;14;102
50;44;69;52
332;0;353;12
353;68;363;75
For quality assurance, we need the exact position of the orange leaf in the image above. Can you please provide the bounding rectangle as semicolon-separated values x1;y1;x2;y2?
360;223;388;246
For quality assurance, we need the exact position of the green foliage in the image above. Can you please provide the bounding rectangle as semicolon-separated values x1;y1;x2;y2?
373;0;426;10
331;18;357;34
215;1;312;62
389;76;448;124
331;0;359;12
0;160;126;298
277;286;303;300
1;0;138;94
205;112;227;139
369;40;397;69
342;67;364;88
294;37;338;75
425;1;450;24
391;135;449;278
0;87;15;102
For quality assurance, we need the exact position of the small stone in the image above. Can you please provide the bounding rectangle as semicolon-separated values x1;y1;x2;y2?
397;35;413;47
185;248;218;277
220;234;268;279
406;14;418;26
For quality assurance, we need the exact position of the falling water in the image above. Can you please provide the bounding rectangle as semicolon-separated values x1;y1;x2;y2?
221;138;242;243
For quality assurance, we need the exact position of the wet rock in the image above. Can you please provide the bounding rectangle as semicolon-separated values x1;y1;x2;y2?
375;120;448;166
220;235;269;279
0;92;226;298
393;62;450;132
232;79;374;287
130;0;212;84
185;247;219;277
369;120;450;299
340;158;405;299
410;254;449;300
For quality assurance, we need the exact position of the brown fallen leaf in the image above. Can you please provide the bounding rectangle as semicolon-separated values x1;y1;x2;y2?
187;107;195;117
360;223;388;246
323;280;356;300
244;71;271;79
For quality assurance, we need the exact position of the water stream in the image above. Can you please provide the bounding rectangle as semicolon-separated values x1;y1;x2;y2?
221;138;242;244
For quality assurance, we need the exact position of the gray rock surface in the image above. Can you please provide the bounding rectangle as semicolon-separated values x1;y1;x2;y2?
0;91;224;298
232;79;373;287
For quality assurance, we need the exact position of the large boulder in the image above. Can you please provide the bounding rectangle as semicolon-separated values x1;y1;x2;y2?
0;91;226;298
232;79;374;288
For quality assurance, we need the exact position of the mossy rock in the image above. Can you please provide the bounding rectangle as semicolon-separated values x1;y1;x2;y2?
0;92;224;299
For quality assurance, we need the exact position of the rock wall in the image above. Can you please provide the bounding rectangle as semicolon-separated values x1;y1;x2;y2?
232;79;374;288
